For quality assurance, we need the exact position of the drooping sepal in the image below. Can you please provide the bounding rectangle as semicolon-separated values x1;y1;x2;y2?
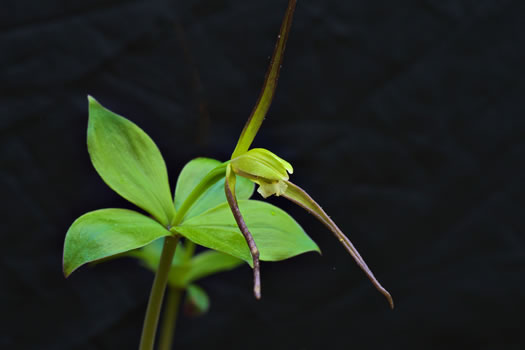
281;181;394;308
224;164;261;299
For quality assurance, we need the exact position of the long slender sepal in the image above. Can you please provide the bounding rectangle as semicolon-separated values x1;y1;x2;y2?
231;0;297;158
224;165;261;299
282;181;394;308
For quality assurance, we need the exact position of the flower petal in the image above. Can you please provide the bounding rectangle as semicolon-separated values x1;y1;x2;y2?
231;148;292;183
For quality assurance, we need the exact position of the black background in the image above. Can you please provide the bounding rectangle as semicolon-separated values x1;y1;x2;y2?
2;0;525;349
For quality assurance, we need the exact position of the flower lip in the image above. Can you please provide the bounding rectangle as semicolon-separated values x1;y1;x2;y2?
257;179;288;198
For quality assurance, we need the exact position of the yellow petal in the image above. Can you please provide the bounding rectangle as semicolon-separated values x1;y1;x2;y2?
231;148;292;183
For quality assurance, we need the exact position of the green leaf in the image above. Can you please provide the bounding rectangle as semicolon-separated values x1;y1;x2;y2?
87;96;175;226
63;209;172;277
231;0;297;158
129;239;242;288
184;284;210;316
127;237;186;271
175;158;221;210
172;250;243;287
174;158;254;222
174;200;320;266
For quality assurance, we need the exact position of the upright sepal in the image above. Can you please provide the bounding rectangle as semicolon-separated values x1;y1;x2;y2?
87;96;175;226
231;0;297;158
63;209;172;277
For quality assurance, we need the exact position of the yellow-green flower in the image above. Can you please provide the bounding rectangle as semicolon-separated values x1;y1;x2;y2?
222;0;393;308
219;0;394;308
230;148;293;198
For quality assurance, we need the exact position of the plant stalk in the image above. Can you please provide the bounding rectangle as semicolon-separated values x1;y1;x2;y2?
139;235;180;350
158;287;183;350
157;238;194;350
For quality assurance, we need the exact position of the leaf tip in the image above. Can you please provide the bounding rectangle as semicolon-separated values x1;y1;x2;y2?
87;95;98;106
62;250;79;278
62;261;73;279
62;240;74;278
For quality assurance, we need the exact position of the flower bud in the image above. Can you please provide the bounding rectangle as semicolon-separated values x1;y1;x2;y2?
230;148;293;198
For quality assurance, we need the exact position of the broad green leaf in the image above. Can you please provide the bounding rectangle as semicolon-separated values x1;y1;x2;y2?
127;239;192;288
186;176;254;221
87;96;175;226
184;284;210;316
173;250;243;287
282;181;394;308
231;0;297;158
127;238;186;271
174;158;221;210
129;239;242;288
174;158;254;221
172;163;227;225
63;209;172;277
174;200;320;266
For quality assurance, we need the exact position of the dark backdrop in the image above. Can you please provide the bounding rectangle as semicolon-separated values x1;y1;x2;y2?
2;0;525;349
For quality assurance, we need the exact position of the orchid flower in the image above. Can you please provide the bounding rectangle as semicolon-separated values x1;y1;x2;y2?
224;0;393;308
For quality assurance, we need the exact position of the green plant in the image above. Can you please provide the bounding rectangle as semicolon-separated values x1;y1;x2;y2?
125;238;244;349
63;1;392;349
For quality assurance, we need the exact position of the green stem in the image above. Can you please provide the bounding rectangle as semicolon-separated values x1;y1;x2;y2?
157;238;194;350
139;235;180;350
158;287;183;350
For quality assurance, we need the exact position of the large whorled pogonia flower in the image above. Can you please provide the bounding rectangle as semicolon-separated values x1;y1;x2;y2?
224;0;393;308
